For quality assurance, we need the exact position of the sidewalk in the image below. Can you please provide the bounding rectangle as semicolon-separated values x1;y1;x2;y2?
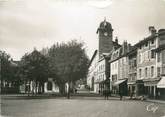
0;93;64;100
145;99;165;104
121;95;165;104
1;94;165;104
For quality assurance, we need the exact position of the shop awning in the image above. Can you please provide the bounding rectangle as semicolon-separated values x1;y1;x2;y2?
157;77;165;88
144;81;159;86
127;81;136;85
113;79;126;86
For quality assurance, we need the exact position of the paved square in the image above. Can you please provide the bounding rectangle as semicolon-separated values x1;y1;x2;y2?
1;97;165;117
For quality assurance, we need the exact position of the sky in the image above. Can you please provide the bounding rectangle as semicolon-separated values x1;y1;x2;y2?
0;0;165;60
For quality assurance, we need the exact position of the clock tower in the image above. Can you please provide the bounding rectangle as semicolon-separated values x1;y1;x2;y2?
97;18;113;58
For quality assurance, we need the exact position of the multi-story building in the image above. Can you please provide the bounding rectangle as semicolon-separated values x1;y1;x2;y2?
110;41;130;95
110;46;120;94
135;26;165;98
96;53;110;94
127;47;137;96
155;29;165;99
87;50;99;91
155;29;165;77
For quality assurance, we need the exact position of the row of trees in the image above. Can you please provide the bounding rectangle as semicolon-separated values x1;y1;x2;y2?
0;50;21;93
1;40;89;95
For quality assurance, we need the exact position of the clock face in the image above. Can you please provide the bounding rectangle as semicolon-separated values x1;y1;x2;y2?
104;32;108;36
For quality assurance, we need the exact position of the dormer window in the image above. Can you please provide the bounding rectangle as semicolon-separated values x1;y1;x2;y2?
139;45;142;49
151;40;154;44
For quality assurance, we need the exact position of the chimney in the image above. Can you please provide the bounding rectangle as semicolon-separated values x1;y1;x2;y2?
127;43;132;52
149;26;156;35
122;40;127;55
115;36;118;44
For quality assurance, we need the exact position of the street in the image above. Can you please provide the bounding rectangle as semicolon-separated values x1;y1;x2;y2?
1;96;165;117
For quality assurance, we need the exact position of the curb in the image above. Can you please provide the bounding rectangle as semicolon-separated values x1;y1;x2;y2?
144;99;165;104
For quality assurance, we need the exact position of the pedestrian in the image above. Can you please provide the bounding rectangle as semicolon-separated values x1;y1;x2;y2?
119;90;123;100
104;89;109;100
106;90;109;100
75;88;77;93
130;90;134;99
99;90;100;94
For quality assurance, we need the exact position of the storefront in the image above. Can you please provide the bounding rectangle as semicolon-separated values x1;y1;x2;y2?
99;79;110;95
112;79;128;96
127;81;136;97
143;78;160;99
157;76;165;100
135;80;144;96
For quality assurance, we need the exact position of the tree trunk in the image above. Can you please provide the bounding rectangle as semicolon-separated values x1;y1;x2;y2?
35;81;38;95
41;82;45;94
38;82;44;94
67;82;70;99
59;83;65;96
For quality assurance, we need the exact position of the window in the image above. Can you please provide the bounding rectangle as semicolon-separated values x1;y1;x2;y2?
112;75;117;81
139;69;142;78
145;51;148;61
151;66;154;77
134;60;137;67
162;67;165;75
139;54;141;63
151;50;155;58
145;68;148;77
140;45;142;49
148;51;151;59
157;52;161;62
157;67;161;77
145;42;148;47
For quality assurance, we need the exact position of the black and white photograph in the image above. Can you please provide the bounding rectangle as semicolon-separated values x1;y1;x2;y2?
0;0;165;117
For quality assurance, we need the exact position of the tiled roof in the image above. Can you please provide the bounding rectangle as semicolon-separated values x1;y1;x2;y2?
88;50;98;67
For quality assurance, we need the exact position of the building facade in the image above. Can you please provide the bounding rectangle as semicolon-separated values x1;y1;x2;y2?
110;41;130;96
127;48;137;97
136;27;158;98
87;50;99;92
87;20;165;99
155;29;165;99
135;27;165;98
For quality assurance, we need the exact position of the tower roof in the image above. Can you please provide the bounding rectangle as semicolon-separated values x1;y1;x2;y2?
99;20;112;29
97;19;113;34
